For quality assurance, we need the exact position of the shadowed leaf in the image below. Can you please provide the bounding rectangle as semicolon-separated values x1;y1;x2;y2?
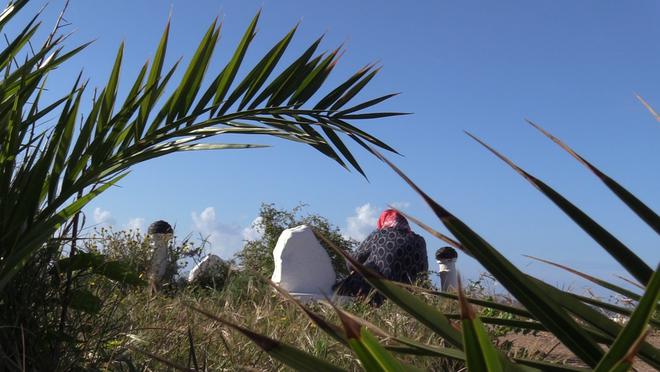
457;276;507;372
327;296;415;372
595;265;660;371
465;131;653;285
525;255;641;301
69;289;102;314
527;120;660;235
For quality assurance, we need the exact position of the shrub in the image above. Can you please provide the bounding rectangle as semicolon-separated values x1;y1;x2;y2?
188;254;232;290
235;203;358;278
85;227;205;289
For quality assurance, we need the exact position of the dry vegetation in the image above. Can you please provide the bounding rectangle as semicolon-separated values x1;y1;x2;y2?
92;271;460;370
90;269;626;371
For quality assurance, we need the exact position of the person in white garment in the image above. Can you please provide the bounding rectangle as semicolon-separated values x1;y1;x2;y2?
435;246;458;292
147;220;173;293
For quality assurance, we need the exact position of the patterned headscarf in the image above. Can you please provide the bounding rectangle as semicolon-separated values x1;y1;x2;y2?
376;209;411;232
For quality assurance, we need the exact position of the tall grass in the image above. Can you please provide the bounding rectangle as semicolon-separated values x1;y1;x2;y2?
90;266;645;371
91;270;499;371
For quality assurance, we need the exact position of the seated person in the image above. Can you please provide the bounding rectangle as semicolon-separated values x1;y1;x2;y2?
435;246;458;292
334;209;427;304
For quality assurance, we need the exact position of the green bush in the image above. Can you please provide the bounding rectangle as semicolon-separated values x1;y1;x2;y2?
85;227;205;289
235;203;358;278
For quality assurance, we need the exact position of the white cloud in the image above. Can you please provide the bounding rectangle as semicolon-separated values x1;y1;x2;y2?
389;201;410;210
126;217;145;231
242;216;264;241
343;203;379;241
191;207;244;257
93;207;115;226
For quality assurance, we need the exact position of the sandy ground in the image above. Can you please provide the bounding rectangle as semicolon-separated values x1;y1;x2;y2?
499;330;659;371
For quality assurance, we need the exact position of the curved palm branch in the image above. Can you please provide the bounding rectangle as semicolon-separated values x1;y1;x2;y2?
0;4;401;290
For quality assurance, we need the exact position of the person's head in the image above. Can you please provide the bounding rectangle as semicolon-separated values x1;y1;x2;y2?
377;209;411;231
435;246;458;261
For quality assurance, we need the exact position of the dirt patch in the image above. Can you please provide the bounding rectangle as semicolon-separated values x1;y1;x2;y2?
498;330;659;371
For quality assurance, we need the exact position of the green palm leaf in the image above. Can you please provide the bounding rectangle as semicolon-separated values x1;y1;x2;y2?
527;120;660;236
0;8;400;293
456;276;507;372
594;265;660;371
466;131;653;285
525;255;642;301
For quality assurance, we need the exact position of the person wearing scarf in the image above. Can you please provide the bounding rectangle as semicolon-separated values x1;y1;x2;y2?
334;209;428;304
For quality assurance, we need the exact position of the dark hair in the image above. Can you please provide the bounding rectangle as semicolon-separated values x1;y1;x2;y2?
148;220;173;234
435;246;457;260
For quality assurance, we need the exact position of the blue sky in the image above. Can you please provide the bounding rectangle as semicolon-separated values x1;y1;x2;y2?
12;1;659;293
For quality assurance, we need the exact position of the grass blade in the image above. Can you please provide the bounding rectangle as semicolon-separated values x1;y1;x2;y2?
636;94;660;123
392;177;660;364
187;303;347;372
457;276;506;372
0;173;128;291
127;345;193;371
267;279;347;344
529;278;660;369
268;277;473;368
598;330;650;372
594;265;660;371
328;298;416;372
391;208;462;249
